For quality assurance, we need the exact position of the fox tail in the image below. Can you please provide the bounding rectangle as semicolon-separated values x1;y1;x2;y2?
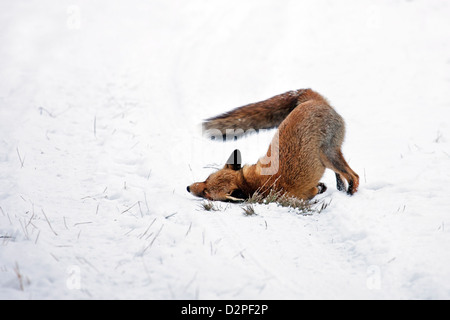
202;88;314;138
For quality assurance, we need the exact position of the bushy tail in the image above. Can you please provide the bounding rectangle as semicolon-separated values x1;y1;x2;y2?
203;88;315;138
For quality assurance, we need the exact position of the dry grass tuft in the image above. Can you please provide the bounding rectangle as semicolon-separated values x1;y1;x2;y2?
199;201;220;212
246;189;330;215
242;204;256;216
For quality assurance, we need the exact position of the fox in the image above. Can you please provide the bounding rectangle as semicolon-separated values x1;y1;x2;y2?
187;88;359;202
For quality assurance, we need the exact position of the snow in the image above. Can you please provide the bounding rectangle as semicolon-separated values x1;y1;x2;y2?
1;0;450;300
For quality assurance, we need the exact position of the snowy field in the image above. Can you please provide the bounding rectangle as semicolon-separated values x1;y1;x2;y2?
1;0;450;299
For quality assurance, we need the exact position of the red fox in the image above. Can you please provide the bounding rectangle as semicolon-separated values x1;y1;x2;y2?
187;89;359;202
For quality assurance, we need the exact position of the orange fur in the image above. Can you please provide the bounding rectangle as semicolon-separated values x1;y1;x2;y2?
187;89;359;201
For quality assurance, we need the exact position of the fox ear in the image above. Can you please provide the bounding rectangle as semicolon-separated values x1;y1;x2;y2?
224;149;242;171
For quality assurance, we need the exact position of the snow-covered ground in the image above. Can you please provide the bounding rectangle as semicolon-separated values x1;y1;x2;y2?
1;0;450;299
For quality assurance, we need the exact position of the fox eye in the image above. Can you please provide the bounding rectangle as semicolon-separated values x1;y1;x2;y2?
230;189;246;200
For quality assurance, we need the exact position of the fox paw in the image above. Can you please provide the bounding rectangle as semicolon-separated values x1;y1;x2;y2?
317;182;327;194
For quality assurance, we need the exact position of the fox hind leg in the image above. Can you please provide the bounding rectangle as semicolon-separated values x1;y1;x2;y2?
321;149;359;195
335;173;346;192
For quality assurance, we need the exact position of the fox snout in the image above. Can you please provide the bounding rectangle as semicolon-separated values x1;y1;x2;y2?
187;182;209;199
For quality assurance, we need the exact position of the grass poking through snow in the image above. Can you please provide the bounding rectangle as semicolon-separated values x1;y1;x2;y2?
246;189;330;215
242;204;256;216
199;201;220;212
198;190;331;216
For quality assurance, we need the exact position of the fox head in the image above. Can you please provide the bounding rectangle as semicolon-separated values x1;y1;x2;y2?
187;150;249;202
